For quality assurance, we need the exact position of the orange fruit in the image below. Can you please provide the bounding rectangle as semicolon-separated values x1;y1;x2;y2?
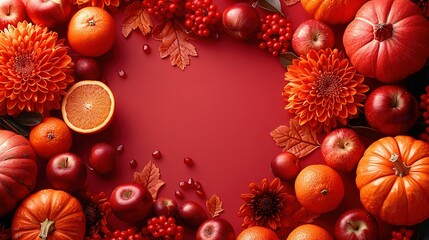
287;224;333;240
67;6;116;57
294;164;344;214
29;117;73;159
300;0;367;25
61;80;115;134
237;226;279;240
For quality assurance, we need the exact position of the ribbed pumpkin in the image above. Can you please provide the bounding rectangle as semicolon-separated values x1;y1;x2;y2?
11;189;86;240
343;0;429;83
356;136;429;226
301;0;368;25
0;129;37;217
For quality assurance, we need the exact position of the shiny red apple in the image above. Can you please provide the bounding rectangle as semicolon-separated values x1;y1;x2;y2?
45;152;87;193
74;57;101;81
291;19;335;56
364;85;419;136
178;201;208;228
321;128;365;172
110;183;153;223
25;0;72;28
222;3;260;41
196;218;236;240
334;208;379;240
0;0;27;30
89;142;116;174
153;197;178;218
271;151;301;181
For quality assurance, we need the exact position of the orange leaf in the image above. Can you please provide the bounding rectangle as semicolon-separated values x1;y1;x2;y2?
152;20;198;70
270;119;320;158
289;207;320;224
206;194;224;218
122;1;153;38
283;0;300;6
134;161;165;200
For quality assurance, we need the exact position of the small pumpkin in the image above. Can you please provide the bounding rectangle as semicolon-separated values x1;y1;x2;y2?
11;189;86;240
356;135;429;226
300;0;368;25
0;129;37;217
343;0;429;83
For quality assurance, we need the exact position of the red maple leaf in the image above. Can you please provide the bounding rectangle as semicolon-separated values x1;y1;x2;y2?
122;1;153;38
134;161;165;200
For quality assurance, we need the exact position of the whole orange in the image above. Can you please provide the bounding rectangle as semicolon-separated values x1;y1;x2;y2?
67;7;116;57
294;164;344;214
237;226;279;240
300;0;368;25
29;117;73;160
287;224;333;240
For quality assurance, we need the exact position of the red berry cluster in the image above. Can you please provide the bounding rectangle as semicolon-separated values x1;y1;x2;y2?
183;0;222;37
110;228;148;240
257;14;293;56
418;85;429;142
391;227;415;240
144;215;185;239
143;0;183;20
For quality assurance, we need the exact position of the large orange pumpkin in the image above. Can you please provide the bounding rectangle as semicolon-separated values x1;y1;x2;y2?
11;189;86;240
0;129;37;217
301;0;368;25
356;136;429;226
343;0;429;83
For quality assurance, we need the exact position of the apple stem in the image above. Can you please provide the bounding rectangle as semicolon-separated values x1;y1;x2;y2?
347;221;359;230
389;153;410;177
39;218;55;240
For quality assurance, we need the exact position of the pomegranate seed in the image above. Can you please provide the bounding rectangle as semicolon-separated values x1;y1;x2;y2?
183;157;194;166
196;190;206;198
116;144;124;153
179;181;190;190
194;180;202;190
152;150;162;159
129;159;137;168
187;177;195;186
174;190;185;199
118;70;126;78
142;44;151;53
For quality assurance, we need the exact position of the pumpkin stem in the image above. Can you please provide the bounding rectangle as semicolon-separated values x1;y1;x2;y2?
39;218;55;240
389;153;410;177
373;23;393;41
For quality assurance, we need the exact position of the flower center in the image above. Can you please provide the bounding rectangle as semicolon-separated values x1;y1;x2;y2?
315;71;341;98
14;54;34;79
84;203;102;227
253;193;281;216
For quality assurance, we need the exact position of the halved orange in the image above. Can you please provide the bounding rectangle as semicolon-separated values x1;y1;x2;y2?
61;80;115;134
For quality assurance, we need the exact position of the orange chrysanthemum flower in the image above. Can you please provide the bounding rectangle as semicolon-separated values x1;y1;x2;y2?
74;0;121;9
283;48;369;133
0;21;74;117
237;178;297;230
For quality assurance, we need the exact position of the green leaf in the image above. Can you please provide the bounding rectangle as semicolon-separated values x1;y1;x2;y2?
279;52;298;69
0;116;30;137
254;0;283;15
15;111;43;126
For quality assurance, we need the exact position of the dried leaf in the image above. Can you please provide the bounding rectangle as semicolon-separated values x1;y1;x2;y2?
348;125;385;141
254;0;283;15
289;207;320;224
134;161;165;200
283;0;300;6
206;194;224;218
152;20;198;70
270;119;320;158
122;1;153;38
279;52;298;69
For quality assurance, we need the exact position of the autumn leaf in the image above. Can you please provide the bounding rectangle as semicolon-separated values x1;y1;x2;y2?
270;119;320;158
283;0;300;6
289;207;320;224
152;20;198;70
122;1;153;38
254;0;283;15
206;194;224;218
134;161;165;200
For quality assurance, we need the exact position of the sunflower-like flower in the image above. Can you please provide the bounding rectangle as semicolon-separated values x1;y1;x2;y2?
283;48;369;133
237;178;297;230
0;21;74;117
73;0;121;9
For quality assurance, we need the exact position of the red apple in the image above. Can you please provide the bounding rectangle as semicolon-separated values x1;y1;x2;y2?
153;197;178;218
110;183;153;223
178;201;208;228
222;3;260;41
45;152;87;193
334;208;378;240
291;19;335;56
89;142;116;174
0;0;27;31
271;151;301;181
364;85;419;136
74;57;101;80
321;128;365;172
25;0;72;28
196;218;236;240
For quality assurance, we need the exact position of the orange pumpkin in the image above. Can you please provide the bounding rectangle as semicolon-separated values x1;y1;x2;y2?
356;136;429;226
300;0;368;25
11;189;86;240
